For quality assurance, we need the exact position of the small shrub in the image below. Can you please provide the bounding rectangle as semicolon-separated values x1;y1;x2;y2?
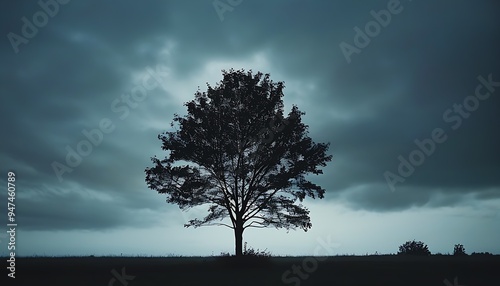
397;240;431;256
453;244;467;256
471;252;493;256
243;242;272;257
214;242;272;268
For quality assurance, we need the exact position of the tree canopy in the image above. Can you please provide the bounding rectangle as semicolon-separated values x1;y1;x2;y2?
145;69;332;256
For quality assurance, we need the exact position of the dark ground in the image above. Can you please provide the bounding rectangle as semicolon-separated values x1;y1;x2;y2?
2;255;499;286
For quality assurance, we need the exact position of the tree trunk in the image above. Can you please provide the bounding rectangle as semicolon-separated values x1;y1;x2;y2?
234;222;244;256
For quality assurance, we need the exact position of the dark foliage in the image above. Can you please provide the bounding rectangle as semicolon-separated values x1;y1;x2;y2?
243;242;272;257
397;240;431;256
470;252;493;256
214;242;272;268
453;244;467;256
145;69;332;255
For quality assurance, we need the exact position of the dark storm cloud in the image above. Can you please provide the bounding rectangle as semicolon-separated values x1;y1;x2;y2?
311;1;500;205
1;0;499;232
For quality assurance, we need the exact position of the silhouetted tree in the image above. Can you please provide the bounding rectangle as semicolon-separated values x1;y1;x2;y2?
397;240;431;256
453;244;467;256
145;69;332;256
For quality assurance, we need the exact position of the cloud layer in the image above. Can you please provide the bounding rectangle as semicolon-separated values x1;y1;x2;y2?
1;0;499;256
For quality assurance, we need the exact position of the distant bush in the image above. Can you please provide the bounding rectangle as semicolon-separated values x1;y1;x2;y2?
453;244;467;256
397;240;431;256
471;252;493;256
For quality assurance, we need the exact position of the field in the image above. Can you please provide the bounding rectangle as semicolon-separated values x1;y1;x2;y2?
3;255;499;286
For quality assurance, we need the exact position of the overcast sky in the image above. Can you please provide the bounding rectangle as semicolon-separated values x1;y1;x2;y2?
1;0;499;257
